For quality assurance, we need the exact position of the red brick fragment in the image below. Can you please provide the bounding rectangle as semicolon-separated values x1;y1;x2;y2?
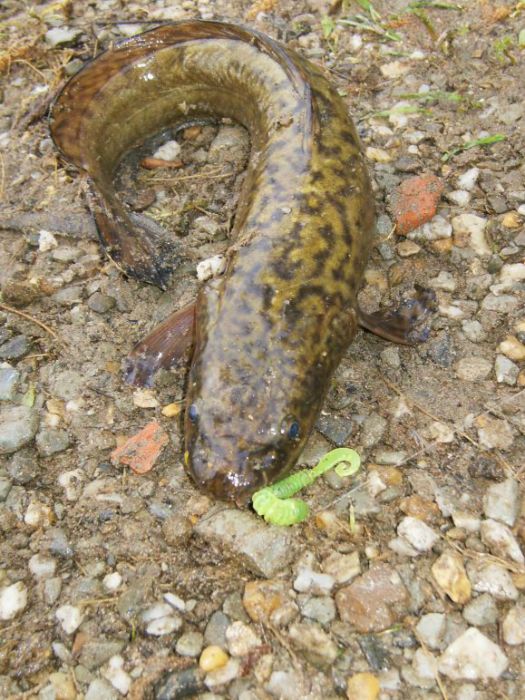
390;174;444;235
111;421;168;474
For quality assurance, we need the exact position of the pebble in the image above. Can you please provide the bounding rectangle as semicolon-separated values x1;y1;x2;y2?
226;621;261;656
204;611;230;647
335;564;408;633
85;678;118;700
164;591;186;611
499;262;525;284
196;255;226;281
208;125;249;165
47;672;76;700
288;622;338;667
0;581;28;620
467;561;518;601
431;550;471;604
429;270;456;292
79;639;126;671
243;579;298;627
407;214;451;242
457;168;479;191
452;510;481;532
44;578;62;605
483;478;520;526
498;335;525;361
475;413;514;449
346;671;380;700
294;567;334;594
102;655;132;695
132;388;158;408
300;596;336;625
380;346;401;369
194;506;294;578
142;603;182;636
481;293;519;313
103;572;122;592
438;627;508;680
322;551;361;584
494;355;519;385
397;240;420;256
480;519;524;564
502;605;525;645
452;213;490;255
88;292;116;313
36;427;71;456
0;365;19;401
0;334;29;360
29;553;57;579
461;320;486;342
425;421;455;443
415;613;446;650
205;657;241;689
455;357;491;381
396;516;439;553
45;27;83;46
38;229;58;250
0;405;40;454
176;630;204;657
446;189;470;206
266;670;304;700
56;604;83;633
199;645;229;672
0;476;12;501
462;593;499;626
153;139;181;161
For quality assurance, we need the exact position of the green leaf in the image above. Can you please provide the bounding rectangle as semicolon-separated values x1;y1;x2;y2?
321;15;336;39
442;134;507;162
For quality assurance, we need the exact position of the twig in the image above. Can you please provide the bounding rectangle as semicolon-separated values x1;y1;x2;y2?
0;302;58;339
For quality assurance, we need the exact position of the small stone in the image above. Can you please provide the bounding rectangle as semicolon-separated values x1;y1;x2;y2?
438;627;508;680
462;593;498;626
452;213;490;255
411;647;438;684
0;405;40;454
425;421;455;443
451;511;481;532
226;621;262;656
85;678;118;700
243;580;298;627
164;591;186;611
415;613;446;650
499;262;525;284
0;365;19;401
475;415;514;450
102;655;132;696
366;146;392;163
132;388;158;408
196;255;226;281
446;190;470;206
461;320;486;343
346;671;380;700
431;551;471;604
48;672;77;700
481;293;519;313
38;229;58;250
484;478;520;526
322;551;361;584
194;507;294;578
480;519;524;564
455;357;491;381
199;645;229;672
457;168;479;191
36;428;71;456
176;631;204;657
56;604;83;633
494;355;519;385
153;140;181;161
335;564;408;633
52;246;80;263
467;561;518;601
103;572;122;592
204;611;230;647
0;335;29;360
502;605;525;645
407;214;452;242
391;176;445;235
266;670;304;700
397;240;421;257
29;554;57;579
300;596;336;625
79;639;126;671
44;577;62;605
142;603;182;636
0;476;12;501
0;581;28;620
397;516;439;553
288;622;338;667
294;567;334;594
380;346;401;369
429;270;456;292
205;657;240;688
208;125;249;165
498;335;525;361
87;292;116;313
45;27;82;46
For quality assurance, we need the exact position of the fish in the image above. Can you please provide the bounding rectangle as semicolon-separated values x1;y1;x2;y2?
50;20;435;505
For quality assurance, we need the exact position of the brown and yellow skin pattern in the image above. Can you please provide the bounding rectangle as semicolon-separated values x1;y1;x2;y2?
50;21;375;505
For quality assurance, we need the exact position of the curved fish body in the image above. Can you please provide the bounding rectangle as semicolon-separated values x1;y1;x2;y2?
50;21;376;505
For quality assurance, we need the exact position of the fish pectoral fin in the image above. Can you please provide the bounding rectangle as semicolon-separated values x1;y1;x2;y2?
124;301;196;387
358;284;437;345
87;180;179;290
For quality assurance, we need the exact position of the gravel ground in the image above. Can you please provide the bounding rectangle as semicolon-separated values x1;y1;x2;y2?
0;1;524;699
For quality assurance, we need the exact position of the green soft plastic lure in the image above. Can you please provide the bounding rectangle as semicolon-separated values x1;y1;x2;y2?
252;448;361;526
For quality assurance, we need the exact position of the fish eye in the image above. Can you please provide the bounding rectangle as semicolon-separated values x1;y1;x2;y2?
288;420;300;440
188;404;199;423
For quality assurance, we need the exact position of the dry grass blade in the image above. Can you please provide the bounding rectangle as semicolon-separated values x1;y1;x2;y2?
0;301;59;339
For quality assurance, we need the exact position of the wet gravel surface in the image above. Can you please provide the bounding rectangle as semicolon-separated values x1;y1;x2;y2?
0;1;524;698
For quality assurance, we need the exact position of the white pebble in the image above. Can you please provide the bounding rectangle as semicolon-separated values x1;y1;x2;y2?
152;140;181;161
58;469;85;501
502;605;525;645
132;388;158;408
164;591;186;611
451;213;490;255
446;190;470;207
293;568;334;594
457;167;479;191
24;501;53;528
38;229;58;251
480;519;524;564
103;655;132;695
142;603;174;622
103;572;123;592
468;562;518;601
226;621;262;656
56;604;83;634
146;616;182;636
205;657;241;688
196;255;226;282
397;516;439;553
438;627;507;680
483;478;520;526
29;554;57;579
0;582;28;620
